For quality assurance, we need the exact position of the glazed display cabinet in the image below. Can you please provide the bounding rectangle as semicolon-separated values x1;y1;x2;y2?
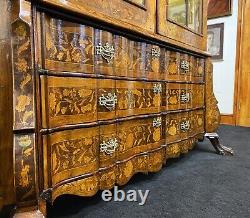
0;0;233;216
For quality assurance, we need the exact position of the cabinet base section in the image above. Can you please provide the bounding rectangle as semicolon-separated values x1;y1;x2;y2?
14;133;233;217
205;133;234;155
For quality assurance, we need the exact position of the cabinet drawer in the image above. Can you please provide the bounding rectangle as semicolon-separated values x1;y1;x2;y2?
43;16;94;74
192;58;205;83
47;127;99;186
117;116;163;161
191;109;205;135
41;76;97;128
192;84;205;108
40;0;156;33
116;81;162;117
166;111;192;144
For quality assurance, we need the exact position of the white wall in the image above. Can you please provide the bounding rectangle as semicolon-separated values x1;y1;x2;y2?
207;0;238;114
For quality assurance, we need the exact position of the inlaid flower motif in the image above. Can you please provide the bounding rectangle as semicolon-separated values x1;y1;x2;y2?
49;93;57;110
16;58;28;73
15;24;27;38
16;95;31;112
19;165;30;188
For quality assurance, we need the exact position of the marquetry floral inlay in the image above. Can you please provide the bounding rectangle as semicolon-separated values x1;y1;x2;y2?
49;87;96;117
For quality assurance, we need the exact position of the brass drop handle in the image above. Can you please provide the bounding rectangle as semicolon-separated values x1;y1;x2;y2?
151;47;161;58
153;117;162;128
153;83;162;94
180;92;191;103
100;138;118;155
180;120;190;132
99;93;117;111
180;60;190;73
95;42;115;63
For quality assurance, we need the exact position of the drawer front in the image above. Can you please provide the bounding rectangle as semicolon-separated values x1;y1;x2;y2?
166;111;192;144
165;51;180;81
116;81;162;117
99;124;117;168
94;30;115;75
192;84;205;108
128;40;146;78
117;116;162;161
48;127;99;186
191;109;205;135
40;0;156;33
166;83;180;111
145;44;161;80
41;76;97;128
97;79;116;120
192;58;205;83
43;16;94;74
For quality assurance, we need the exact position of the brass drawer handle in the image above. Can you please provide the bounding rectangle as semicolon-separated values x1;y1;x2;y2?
99;93;117;111
151;47;160;58
95;42;115;63
180;120;190;132
180;93;191;103
153;83;162;94
153;117;162;128
180;60;190;73
100;138;118;155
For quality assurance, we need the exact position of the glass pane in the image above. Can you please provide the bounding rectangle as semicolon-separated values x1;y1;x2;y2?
188;0;202;32
168;0;187;26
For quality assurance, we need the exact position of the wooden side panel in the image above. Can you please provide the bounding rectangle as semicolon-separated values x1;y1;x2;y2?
14;134;36;206
44;16;94;74
12;21;35;130
48;127;99;186
116;80;162;117
205;59;220;132
11;1;37;208
41;76;97;128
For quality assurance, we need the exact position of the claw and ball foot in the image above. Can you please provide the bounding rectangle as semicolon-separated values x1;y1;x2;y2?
205;133;234;155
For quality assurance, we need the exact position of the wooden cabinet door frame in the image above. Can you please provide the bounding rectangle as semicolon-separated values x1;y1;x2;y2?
157;0;208;50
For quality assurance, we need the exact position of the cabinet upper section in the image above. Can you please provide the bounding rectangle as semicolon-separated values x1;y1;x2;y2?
37;0;208;52
38;0;156;32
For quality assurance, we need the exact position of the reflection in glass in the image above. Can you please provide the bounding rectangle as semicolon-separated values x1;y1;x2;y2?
167;0;202;33
188;0;202;32
168;0;187;26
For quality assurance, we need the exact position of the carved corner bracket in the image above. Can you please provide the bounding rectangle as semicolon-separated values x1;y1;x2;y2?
205;59;220;133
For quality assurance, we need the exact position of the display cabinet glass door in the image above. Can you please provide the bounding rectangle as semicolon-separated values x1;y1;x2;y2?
157;0;207;50
168;0;202;33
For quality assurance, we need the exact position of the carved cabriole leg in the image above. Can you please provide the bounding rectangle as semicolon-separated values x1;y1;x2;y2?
205;58;234;155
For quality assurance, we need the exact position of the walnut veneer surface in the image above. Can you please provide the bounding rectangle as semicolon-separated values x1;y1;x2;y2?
0;0;221;216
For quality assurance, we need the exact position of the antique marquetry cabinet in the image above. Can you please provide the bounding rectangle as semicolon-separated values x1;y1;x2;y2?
0;0;233;216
